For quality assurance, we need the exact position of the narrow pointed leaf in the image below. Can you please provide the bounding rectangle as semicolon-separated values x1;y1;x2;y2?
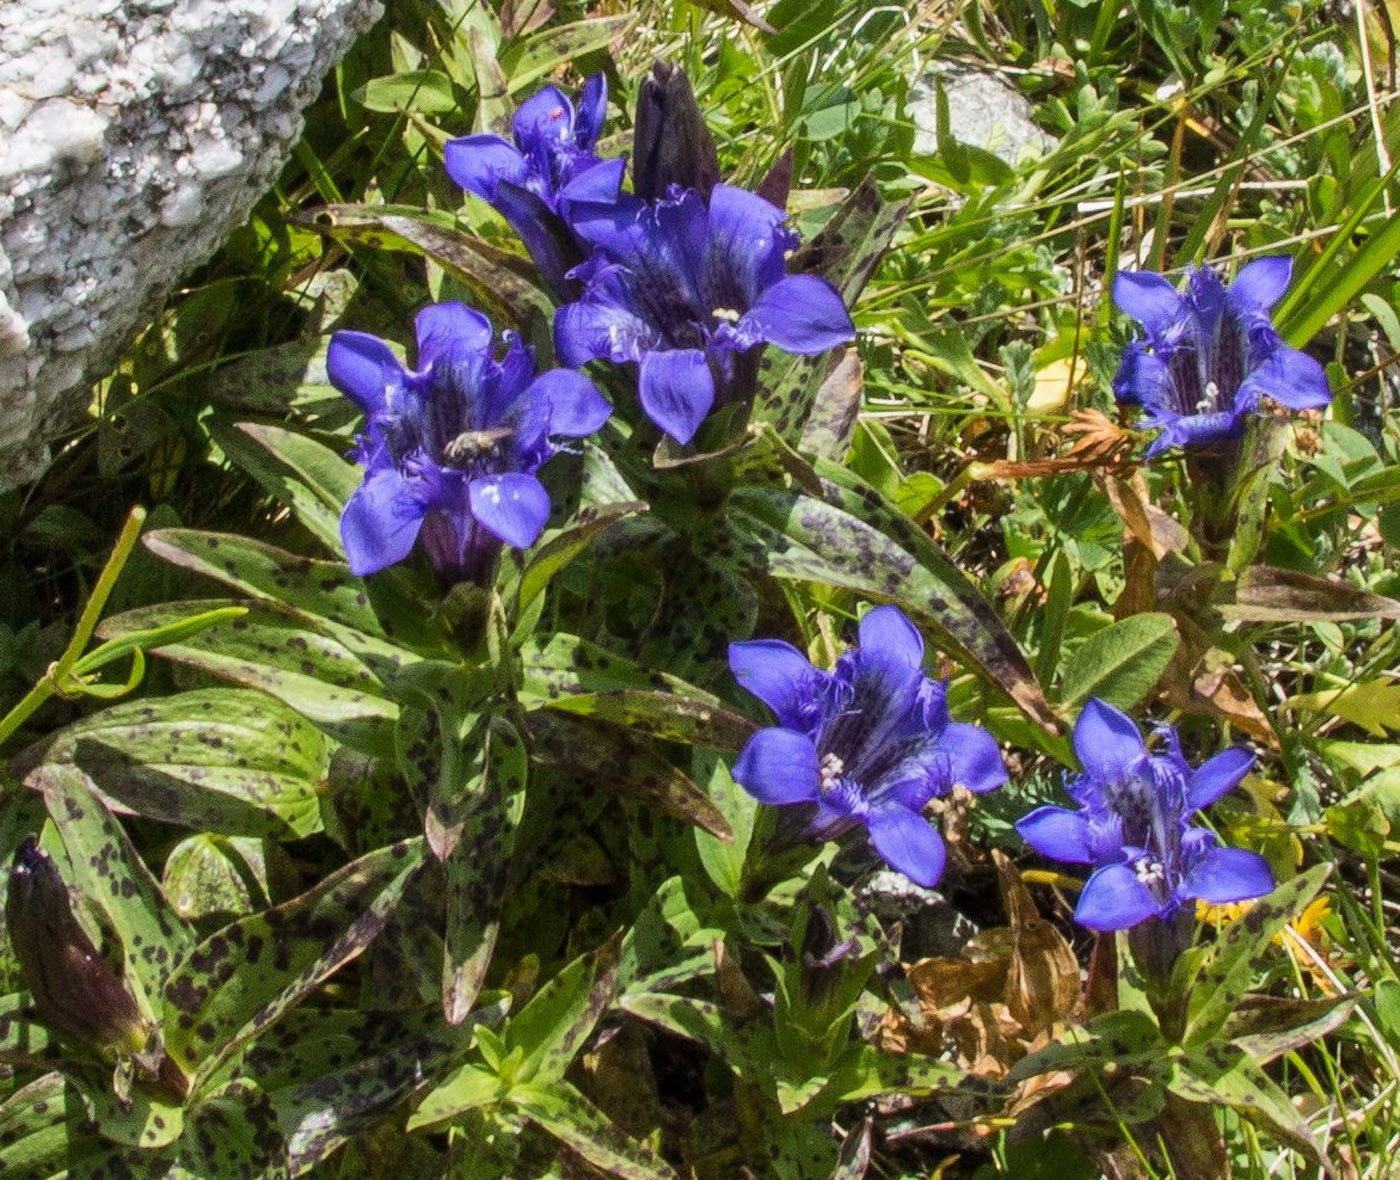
20;688;328;838
162;837;425;1080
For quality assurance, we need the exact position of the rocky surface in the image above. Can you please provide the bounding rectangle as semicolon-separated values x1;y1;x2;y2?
908;63;1055;168
0;0;384;486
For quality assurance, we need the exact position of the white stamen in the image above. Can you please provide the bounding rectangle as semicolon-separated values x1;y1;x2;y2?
819;752;845;795
711;307;741;323
1133;856;1165;886
1196;381;1220;414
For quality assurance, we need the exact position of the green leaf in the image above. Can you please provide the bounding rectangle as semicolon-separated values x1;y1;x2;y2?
249;1002;506;1171
514;502;647;617
693;751;758;900
1186;864;1330;1044
162;837;425;1080
301;205;552;329
519;632;723;708
540;690;754;752
1169;1046;1329;1171
1057;612;1179;710
209;422;342;553
752;181;910;441
1222;993;1357;1063
22;688;328;838
0;991;56;1067
507;932;622;1085
72;1063;185;1148
407;1062;507;1131
103;600;399;750
619;877;725;997
1007;1009;1166;1083
500;17;635;94
141;529;385;636
1290;679;1400;738
34;765;194;1004
1220;565;1400;623
354;68;459;113
0;1073;89;1178
442;717;528;1025
511;1081;678;1180
527;712;732;842
729;468;1055;731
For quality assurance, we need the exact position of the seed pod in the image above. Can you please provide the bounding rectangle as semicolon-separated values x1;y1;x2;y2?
5;835;149;1058
632;62;720;203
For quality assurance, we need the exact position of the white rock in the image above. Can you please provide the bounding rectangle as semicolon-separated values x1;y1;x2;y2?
0;0;384;485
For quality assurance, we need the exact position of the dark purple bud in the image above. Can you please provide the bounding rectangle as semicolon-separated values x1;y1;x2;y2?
6;836;149;1057
632;61;720;203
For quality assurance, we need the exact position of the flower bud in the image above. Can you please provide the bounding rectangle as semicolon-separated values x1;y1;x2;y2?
6;835;150;1058
632;62;720;203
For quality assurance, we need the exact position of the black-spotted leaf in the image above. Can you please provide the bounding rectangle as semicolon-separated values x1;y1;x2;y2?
162;837;426;1080
22;689;327;839
34;765;193;1005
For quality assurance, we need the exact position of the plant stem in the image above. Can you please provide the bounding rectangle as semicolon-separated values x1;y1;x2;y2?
0;506;146;751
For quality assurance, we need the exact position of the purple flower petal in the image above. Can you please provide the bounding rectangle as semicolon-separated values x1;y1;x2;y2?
1179;847;1274;904
1114;270;1185;340
940;722;1007;794
729;639;821;729
327;331;406;417
857;605;924;669
559;155;626;205
1187;746;1255;811
704;183;794;306
467;472;551;549
492;180;580;295
1145;410;1245;456
554;293;655;367
866;806;947;888
1229;256;1293;311
340;467;426;576
739;274;855;356
1236;347;1331;411
1112;341;1172;408
732;727;820;805
444;134;527;202
414;303;493;371
513;84;575;152
574;73;607;149
1074;862;1161;930
1017;805;1099;864
1073;698;1147;787
638;348;715;444
524;369;611;437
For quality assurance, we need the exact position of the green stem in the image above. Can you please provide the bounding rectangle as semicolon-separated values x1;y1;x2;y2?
0;506;146;750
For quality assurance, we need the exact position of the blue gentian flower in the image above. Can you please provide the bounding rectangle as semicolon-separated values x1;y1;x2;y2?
554;184;856;445
1113;257;1331;457
1016;699;1273;931
729;606;1006;888
327;302;610;583
444;74;624;295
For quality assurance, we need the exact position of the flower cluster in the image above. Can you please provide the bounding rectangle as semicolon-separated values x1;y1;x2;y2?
1113;257;1331;456
444;75;622;296
445;70;855;445
729;606;1006;887
327;302;609;584
1015;699;1273;931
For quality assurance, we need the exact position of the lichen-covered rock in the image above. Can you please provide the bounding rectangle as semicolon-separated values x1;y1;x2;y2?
908;64;1054;168
0;0;384;486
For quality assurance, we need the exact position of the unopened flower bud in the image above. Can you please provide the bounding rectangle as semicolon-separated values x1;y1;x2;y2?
632;62;720;203
6;835;150;1058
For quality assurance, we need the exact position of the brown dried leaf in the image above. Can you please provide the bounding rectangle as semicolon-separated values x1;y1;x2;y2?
997;852;1081;1036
